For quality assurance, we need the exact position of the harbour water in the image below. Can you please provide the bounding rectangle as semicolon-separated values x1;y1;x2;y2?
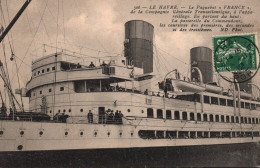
0;143;259;167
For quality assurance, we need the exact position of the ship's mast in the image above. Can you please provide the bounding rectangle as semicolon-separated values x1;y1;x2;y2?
0;0;32;115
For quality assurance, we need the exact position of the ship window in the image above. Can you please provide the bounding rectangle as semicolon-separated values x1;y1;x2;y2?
227;99;233;107
251;104;256;110
248;118;251;124
235;116;239;123
74;80;85;93
190;112;195;121
174;111;180;120
194;94;200;102
147;108;154;118
156;131;164;139
226;116;230;123
40;90;42;94
166;131;177;139
197;113;201;121
109;67;115;75
241;102;245;108
157;109;163;119
42;69;44;73
166;110;171;119
209;114;214;122
211;132;220;138
240;117;244;123
138;130;155;139
49;88;52;92
179;131;189;138
221;115;224;122
203;114;207;121
47;68;50;72
211;97;218;105
60;87;64;91
245;102;250;109
244;117;248;124
219;98;226;106
231;116;234;123
204;96;210;104
204;132;209;138
190;131;196;138
182;112;187;120
222;132;231;138
52;67;56;71
197;132;203;138
215;115;219;122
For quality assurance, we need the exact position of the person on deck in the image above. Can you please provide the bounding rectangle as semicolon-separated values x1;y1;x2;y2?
89;62;95;68
118;111;123;124
87;110;93;123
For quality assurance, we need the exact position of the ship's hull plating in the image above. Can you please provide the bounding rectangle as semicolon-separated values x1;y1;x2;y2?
0;120;260;152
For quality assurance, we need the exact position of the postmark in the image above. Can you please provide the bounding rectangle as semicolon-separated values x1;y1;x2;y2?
213;34;260;83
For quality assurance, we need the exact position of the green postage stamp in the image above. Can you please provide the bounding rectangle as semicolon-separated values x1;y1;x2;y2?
213;34;257;73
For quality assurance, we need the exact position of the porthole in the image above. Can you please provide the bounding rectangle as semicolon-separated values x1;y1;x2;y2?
80;132;83;136
127;109;130;112
39;131;43;136
0;131;3;135
63;109;66;112
80;109;83;112
20;131;24;136
65;132;68;136
58;110;61;113
17;145;23;150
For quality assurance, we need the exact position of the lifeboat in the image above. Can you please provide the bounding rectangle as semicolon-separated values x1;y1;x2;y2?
205;84;223;94
172;79;205;92
239;91;252;99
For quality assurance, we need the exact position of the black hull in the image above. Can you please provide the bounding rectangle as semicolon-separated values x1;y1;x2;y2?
0;142;260;167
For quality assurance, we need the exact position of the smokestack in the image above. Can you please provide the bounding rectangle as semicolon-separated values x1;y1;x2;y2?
124;20;154;74
190;47;213;84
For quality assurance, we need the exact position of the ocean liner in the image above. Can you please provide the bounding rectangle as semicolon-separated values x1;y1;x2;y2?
0;1;260;153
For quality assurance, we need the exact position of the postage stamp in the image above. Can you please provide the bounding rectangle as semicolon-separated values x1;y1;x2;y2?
213;34;260;83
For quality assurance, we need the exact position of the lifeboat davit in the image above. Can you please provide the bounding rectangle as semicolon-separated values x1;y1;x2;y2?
172;79;205;92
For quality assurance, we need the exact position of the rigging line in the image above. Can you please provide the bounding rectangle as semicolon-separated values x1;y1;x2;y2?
10;0;49;83
43;44;120;59
153;41;190;66
14;57;24;111
55;40;123;55
4;0;15;52
25;11;38;62
0;1;12;85
56;0;60;53
61;0;66;52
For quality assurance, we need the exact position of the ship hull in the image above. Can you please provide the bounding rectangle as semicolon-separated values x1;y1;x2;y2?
1;120;260;152
0;142;259;167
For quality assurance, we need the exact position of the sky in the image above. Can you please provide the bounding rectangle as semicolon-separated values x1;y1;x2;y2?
0;0;260;110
